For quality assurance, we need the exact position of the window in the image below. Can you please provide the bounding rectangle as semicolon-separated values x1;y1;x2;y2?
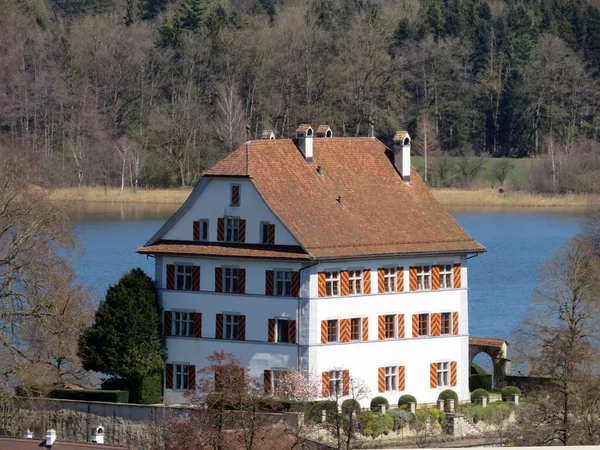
176;264;192;290
440;264;453;288
224;268;239;293
175;364;189;390
385;366;398;391
350;318;362;341
329;370;342;396
348;270;363;295
225;217;240;242
272;370;285;394
224;314;239;340
275;270;292;296
174;311;193;337
416;266;431;290
199;219;209;241
418;314;429;336
383;268;397;292
437;362;450;387
276;319;290;343
230;184;240;206
384;315;396;339
327;319;339;342
325;271;340;296
260;222;270;244
440;312;452;335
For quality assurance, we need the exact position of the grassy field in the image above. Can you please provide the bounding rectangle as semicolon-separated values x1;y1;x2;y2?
49;187;193;204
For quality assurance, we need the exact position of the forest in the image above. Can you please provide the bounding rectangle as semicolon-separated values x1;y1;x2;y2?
2;0;600;193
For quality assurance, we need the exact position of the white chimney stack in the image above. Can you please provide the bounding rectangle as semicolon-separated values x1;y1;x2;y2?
91;425;105;444
393;130;411;182
296;124;314;163
24;429;34;439
45;429;57;448
315;125;332;138
261;130;275;140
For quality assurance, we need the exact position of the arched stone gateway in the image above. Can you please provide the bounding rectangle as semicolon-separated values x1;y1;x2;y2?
469;337;510;388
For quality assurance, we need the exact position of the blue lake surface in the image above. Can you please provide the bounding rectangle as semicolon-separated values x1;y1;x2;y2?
72;204;583;352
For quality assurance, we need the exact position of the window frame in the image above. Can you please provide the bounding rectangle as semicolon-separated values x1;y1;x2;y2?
224;216;240;242
260;221;270;244
329;370;343;397
383;267;398;293
276;318;290;343
224;313;240;340
174;363;190;391
325;271;341;296
175;264;193;291
437;362;450;387
439;264;453;289
230;184;241;207
384;314;396;339
173;310;194;337
440;312;452;335
327;319;339;343
350;317;362;341
274;270;292;297
223;267;239;293
418;313;430;336
198;219;209;242
416;266;432;290
385;366;398;391
348;270;363;295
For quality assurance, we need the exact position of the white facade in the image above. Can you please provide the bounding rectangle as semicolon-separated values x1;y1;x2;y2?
150;177;473;407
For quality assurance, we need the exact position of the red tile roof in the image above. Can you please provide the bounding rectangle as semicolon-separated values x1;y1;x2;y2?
138;242;310;260
202;137;484;259
469;337;508;348
0;436;127;449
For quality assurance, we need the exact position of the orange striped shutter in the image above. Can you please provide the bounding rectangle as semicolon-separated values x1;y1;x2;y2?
362;317;369;341
231;185;240;205
397;267;404;292
378;268;385;293
264;370;272;395
237;269;246;294
215;314;223;339
321;320;328;344
192;266;200;291
193;221;200;240
398;366;405;391
238;219;246;242
412;314;418;338
238;315;246;340
378;367;385;392
188;365;196;390
453;264;461;288
342;370;350;396
217;218;224;241
409;267;418;291
431;313;440;336
453;312;459;335
288;320;296;344
363;269;371;294
397;314;405;338
430;363;438;388
215;268;223;292
165;364;173;389
265;270;274;296
322;372;330;397
341;271;349;296
164;311;172;336
318;272;327;297
340;319;350;343
267;224;275;244
193;313;202;337
378;315;385;340
166;264;175;289
291;272;300;297
432;265;440;290
451;361;457;386
268;319;276;342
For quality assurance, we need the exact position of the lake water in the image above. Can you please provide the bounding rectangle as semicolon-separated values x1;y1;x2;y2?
70;203;584;365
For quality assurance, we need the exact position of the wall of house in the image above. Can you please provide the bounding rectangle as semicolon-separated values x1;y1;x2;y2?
162;178;299;246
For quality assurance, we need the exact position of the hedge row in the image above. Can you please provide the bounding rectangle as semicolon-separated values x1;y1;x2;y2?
49;389;129;403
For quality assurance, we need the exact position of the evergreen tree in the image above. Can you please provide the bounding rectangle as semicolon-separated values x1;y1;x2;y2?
139;0;170;21
78;268;164;403
177;0;207;31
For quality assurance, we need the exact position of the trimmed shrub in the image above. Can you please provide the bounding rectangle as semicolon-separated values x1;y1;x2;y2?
370;396;389;412
501;386;521;401
292;400;337;423
358;411;393;438
341;399;361;415
437;389;458;402
470;388;489;403
134;373;162;404
469;373;492;391
387;409;413;431
15;385;53;398
398;394;417;409
49;389;129;403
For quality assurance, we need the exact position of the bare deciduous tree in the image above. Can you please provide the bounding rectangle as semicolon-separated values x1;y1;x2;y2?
216;82;247;153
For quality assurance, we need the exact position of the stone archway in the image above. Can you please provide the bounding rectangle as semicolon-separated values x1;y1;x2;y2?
469;337;510;388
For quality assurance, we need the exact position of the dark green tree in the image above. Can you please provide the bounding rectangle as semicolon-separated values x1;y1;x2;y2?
78;268;164;403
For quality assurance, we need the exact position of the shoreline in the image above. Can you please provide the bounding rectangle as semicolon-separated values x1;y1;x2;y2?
48;187;600;209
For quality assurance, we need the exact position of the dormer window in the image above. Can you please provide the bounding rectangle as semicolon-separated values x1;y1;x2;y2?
231;184;240;206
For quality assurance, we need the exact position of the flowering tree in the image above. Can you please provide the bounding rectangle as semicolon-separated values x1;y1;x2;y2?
274;369;321;401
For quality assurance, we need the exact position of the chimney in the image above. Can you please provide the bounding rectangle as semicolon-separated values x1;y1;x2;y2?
24;429;34;439
45;429;57;448
296;124;314;163
315;125;332;138
393;130;411;182
261;130;275;140
91;425;105;444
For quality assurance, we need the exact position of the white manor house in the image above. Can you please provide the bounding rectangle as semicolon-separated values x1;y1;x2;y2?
139;125;485;406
